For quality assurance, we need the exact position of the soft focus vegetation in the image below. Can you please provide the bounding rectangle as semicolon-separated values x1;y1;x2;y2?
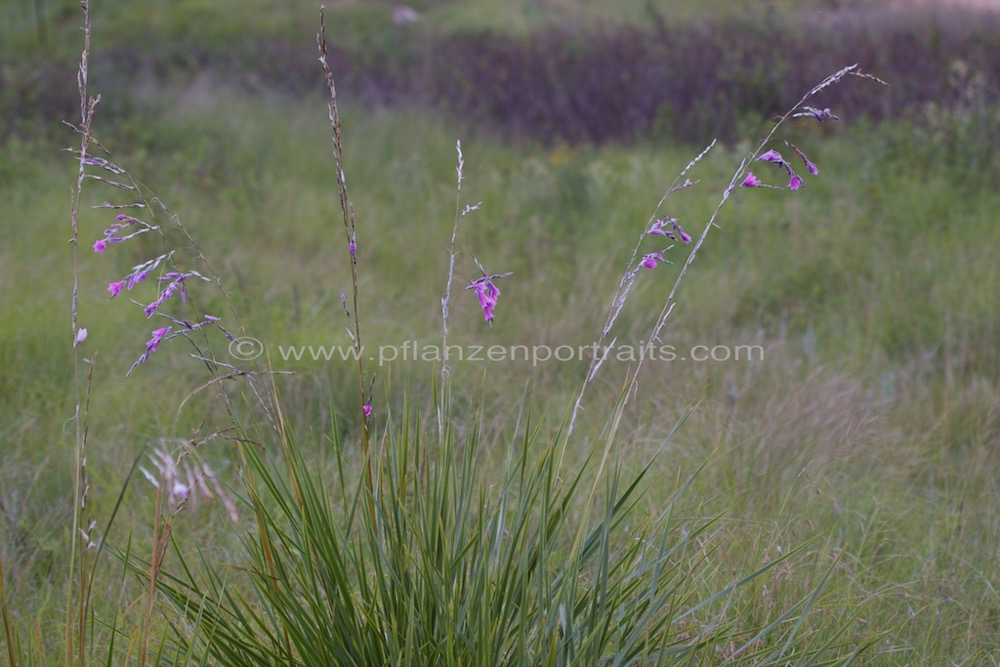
1;0;998;664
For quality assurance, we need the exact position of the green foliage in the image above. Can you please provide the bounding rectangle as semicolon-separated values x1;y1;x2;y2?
132;399;865;665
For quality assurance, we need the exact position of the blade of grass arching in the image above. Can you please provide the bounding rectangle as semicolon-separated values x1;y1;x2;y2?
506;446;576;638
181;548;263;662
571;451;692;577
564;384;631;596
757;551;842;664
581;462;624;662
951;552;1000;606
152;619;171;665
214;587;286;663
174;592;217;667
167;599;208;666
231;438;289;659
821;631;886;667
326;405;352;514
245;465;344;665
491;417;536;625
86;448;145;622
721;591;813;663
677;539;814;623
797;608;883;667
610;509;701;664
101;531;135;667
140;543;279;664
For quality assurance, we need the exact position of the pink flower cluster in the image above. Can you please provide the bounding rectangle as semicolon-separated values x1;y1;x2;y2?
648;218;692;244
465;257;513;324
468;276;502;323
143;272;190;318
86;201;228;373
106;252;174;301
742;107;833;190
638;217;689;272
641;252;668;269
92;213;154;253
751;148;812;190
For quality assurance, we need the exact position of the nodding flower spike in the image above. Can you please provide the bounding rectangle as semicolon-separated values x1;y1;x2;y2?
127;269;149;291
757;149;785;164
673;222;692;244
647;218;675;236
128;326;175;376
470;277;501;323
466;259;512;325
755;150;806;191
648;218;691;244
93;235;127;252
144;273;190;318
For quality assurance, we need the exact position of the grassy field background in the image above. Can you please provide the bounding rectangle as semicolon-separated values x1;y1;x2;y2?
1;0;999;664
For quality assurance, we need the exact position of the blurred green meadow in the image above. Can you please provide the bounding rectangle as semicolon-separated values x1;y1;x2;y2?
2;0;1000;664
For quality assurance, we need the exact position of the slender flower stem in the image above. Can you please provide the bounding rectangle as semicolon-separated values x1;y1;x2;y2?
66;3;97;665
622;66;868;409
439;140;465;437
567;140;715;438
570;65;876;438
318;7;375;522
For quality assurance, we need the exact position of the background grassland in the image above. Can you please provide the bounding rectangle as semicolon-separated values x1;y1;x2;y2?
1;0;999;663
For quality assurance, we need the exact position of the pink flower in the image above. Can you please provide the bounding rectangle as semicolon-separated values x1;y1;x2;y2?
647;218;673;236
348;240;357;257
127;269;150;290
648;218;690;243
741;172;762;188
93;239;107;253
673;222;692;244
757;149;785;164
108;281;124;298
128;326;174;376
144;273;189;318
466;262;511;324
788;143;819;175
641;252;666;269
470;278;501;322
74;328;88;347
787;173;803;190
363;403;372;418
146;327;170;354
